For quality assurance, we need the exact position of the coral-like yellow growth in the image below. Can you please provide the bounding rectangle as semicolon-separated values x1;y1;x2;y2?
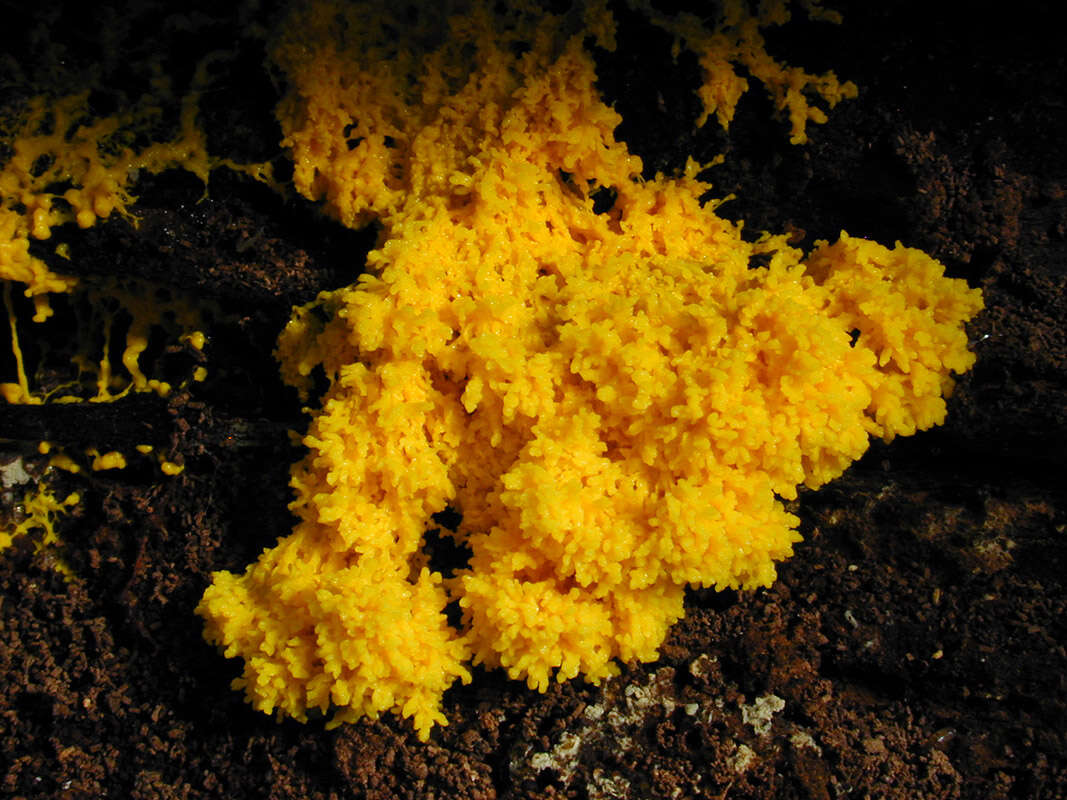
196;0;982;741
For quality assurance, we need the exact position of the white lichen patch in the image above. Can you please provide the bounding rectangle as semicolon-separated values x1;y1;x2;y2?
517;667;689;789
623;673;676;714
729;743;757;774
528;731;583;781
790;729;823;754
1;456;30;489
583;702;606;721
740;693;785;737
688;653;717;680
590;767;631;800
598;667;680;736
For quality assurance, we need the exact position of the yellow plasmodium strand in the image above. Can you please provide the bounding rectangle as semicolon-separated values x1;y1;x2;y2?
196;0;982;741
159;459;185;476
0;280;35;404
89;450;127;471
0;55;275;303
29;442;185;478
3;275;209;404
635;0;858;142
0;481;80;576
1;52;272;403
48;454;81;473
0;91;184;315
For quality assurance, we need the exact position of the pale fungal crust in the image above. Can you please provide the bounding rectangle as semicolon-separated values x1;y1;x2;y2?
192;0;984;741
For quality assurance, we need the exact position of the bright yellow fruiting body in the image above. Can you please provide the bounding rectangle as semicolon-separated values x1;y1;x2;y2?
0;0;983;745
195;0;982;742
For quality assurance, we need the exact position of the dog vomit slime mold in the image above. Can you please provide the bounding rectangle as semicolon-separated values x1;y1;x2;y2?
196;0;982;740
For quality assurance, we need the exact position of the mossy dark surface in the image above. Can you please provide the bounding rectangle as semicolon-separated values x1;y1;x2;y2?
2;2;1065;797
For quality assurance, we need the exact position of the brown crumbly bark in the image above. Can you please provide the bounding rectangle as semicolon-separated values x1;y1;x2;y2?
2;1;1065;798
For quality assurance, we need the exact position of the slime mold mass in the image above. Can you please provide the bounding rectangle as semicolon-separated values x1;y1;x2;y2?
194;0;983;740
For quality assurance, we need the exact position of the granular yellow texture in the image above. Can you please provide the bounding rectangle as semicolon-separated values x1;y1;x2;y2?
196;0;982;741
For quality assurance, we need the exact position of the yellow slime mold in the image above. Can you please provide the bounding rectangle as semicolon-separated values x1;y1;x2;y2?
196;0;981;741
